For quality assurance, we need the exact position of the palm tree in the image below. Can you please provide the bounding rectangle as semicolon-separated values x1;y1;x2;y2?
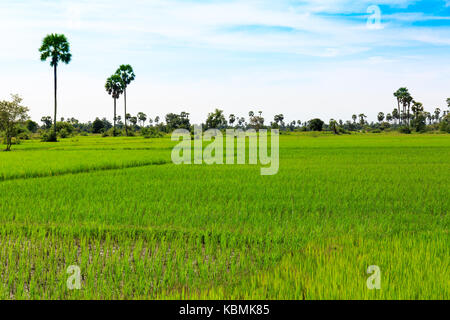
229;114;236;127
39;34;72;140
137;112;147;127
377;112;385;123
358;114;367;126
434;108;441;123
394;87;409;126
105;74;124;136
403;93;413;126
392;108;399;125
386;113;393;124
352;114;357;124
425;112;432;125
116;65;136;136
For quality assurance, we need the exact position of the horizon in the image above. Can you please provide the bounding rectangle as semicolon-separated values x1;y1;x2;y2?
1;0;449;124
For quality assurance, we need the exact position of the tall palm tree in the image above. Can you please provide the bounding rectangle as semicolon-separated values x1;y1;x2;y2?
434;108;441;123
392;109;399;125
403;93;413;127
39;34;72;140
358;114;367;126
115;65;135;136
394;87;409;126
105;74;124;136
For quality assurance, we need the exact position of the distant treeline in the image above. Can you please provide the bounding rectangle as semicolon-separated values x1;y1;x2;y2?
18;94;450;139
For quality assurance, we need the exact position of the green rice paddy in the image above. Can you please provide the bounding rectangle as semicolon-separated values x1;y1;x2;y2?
0;133;448;299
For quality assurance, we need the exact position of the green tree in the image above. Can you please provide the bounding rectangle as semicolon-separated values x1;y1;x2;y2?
41;116;52;129
205;109;227;129
39;34;72;141
105;74;124;135
392;108;399;125
434;108;441;123
358;114;367;126
115;65;135;136
377;112;385;123
25;120;38;133
229;114;236;127
92;117;105;134
0;95;30;151
394;87;409;125
308;118;324;131
137;112;147;127
329;119;338;134
403;93;413;126
352;114;357;124
274;114;284;128
440;112;450;133
386;113;393;123
166;112;190;131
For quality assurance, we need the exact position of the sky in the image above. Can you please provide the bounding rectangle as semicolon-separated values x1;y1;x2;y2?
0;0;449;124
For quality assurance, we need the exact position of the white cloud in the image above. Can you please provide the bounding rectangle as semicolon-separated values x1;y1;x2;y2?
0;0;448;123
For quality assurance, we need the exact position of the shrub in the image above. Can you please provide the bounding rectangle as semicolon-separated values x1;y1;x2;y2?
59;128;69;138
56;122;75;135
41;131;58;142
141;127;164;138
399;126;412;134
17;131;31;140
440;114;450;133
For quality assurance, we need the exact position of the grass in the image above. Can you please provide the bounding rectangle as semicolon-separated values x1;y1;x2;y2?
0;133;448;299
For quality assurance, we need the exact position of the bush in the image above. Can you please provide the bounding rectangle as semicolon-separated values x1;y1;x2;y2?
56;122;75;135
141;127;164;138
371;129;382;133
440;114;450;133
17;132;31;140
59;128;69;138
41;131;58;142
399;126;412;134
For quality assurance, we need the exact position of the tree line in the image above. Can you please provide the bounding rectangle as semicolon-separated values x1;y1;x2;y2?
1;33;450;150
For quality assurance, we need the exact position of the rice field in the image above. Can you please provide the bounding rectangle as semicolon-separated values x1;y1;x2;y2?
0;133;448;300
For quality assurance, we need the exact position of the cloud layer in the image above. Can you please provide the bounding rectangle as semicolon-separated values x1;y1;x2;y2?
0;0;449;123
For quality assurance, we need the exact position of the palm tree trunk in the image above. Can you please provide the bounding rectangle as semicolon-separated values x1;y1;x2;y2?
397;99;401;125
408;103;411;126
53;64;57;137
124;88;128;136
113;98;116;136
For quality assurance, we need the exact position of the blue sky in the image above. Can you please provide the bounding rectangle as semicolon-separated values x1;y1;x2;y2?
0;0;449;124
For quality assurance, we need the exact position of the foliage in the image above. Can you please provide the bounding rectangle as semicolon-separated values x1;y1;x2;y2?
25;120;38;133
141;127;164;138
399;126;412;134
440;113;450;133
40;130;58;142
308;118;324;131
39;33;72;138
92;118;105;134
0;94;30;151
205;109;227;130
165;112;190;131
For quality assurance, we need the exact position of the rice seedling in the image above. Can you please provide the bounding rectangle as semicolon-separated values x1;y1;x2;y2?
0;133;448;299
